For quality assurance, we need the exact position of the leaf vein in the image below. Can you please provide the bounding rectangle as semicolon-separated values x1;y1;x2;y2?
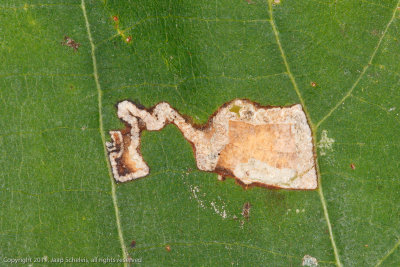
374;238;400;267
316;0;400;129
104;72;287;93
80;1;128;265
267;0;312;125
268;1;342;265
96;15;271;47
351;95;400;127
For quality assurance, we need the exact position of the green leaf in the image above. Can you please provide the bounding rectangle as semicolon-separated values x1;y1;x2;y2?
1;0;400;266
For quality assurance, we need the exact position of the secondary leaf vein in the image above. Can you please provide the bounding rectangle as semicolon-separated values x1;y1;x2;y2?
316;0;400;128
374;238;400;266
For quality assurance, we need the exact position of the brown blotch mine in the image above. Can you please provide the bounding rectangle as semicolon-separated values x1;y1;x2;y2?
217;121;297;172
106;99;318;190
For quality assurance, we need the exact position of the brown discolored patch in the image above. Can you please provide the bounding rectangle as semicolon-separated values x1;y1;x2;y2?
121;133;138;171
130;240;136;248
165;245;171;252
61;36;80;52
112;131;140;177
217;121;297;172
310;82;317;87
371;29;380;37
242;202;251;219
350;163;356;170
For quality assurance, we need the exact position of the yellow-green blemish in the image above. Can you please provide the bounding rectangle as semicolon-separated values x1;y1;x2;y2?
230;105;241;116
113;17;131;44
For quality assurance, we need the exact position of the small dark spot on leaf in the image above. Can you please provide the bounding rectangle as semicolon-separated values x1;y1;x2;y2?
61;36;80;52
243;110;253;120
186;167;193;175
130;240;136;248
242;202;251;220
371;29;380;37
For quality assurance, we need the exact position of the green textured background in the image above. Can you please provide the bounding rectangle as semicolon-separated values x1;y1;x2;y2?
1;0;400;266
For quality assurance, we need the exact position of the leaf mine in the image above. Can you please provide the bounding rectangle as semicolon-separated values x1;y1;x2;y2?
106;99;318;189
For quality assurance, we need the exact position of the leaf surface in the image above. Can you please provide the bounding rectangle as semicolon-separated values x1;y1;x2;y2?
1;0;400;266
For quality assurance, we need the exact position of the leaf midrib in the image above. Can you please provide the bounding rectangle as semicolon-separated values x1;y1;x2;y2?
267;1;342;266
80;0;128;266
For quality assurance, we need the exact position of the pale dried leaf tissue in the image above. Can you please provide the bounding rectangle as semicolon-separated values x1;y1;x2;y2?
106;99;317;189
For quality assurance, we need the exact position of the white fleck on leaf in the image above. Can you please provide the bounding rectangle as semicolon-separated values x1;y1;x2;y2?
318;130;335;156
302;255;318;266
